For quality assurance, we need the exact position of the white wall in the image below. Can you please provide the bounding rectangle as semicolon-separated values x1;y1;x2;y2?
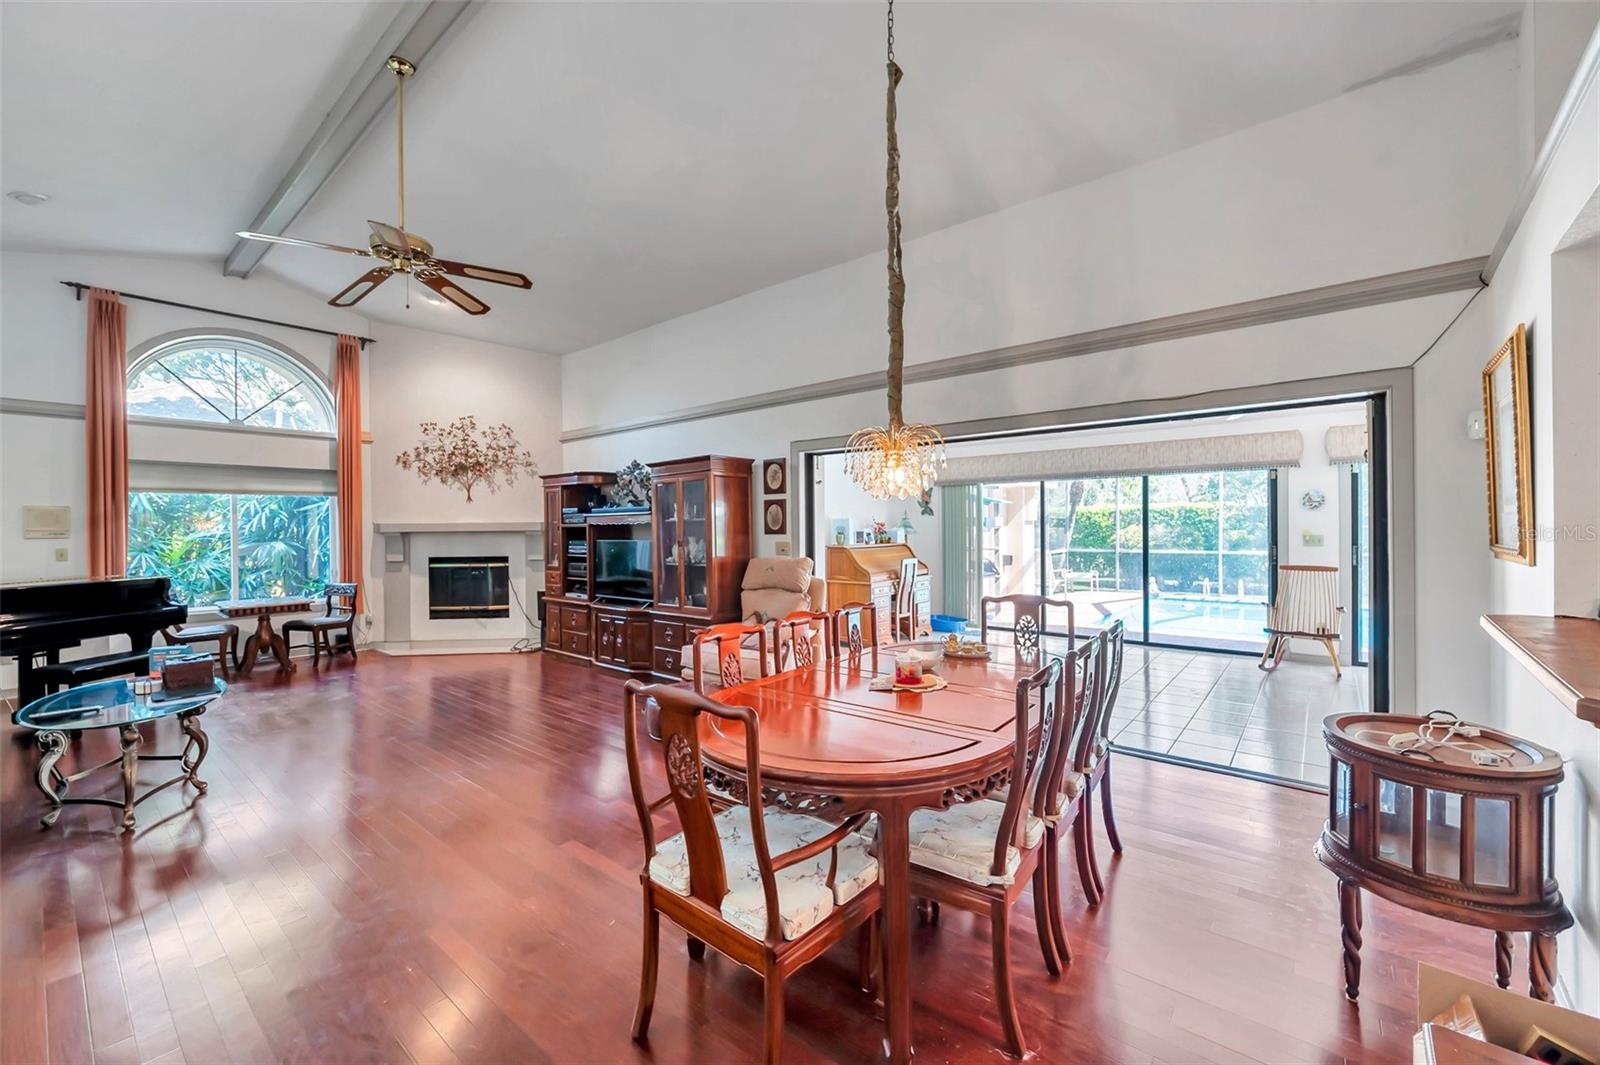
564;42;1517;436
0;249;562;663
364;320;562;643
562;44;1517;591
1462;38;1600;1012
0;249;365;583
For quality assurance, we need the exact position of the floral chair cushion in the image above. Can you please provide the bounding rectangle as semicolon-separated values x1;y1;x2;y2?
907;799;1045;886
649;807;878;940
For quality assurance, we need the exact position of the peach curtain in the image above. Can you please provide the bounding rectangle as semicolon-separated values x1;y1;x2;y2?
334;334;364;610
85;288;128;578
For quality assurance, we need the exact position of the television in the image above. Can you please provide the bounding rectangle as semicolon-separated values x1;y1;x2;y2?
594;539;652;601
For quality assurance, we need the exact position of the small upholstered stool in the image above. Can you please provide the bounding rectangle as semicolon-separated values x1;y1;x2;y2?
163;624;241;674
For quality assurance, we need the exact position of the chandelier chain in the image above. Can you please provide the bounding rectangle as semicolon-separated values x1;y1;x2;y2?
845;0;946;500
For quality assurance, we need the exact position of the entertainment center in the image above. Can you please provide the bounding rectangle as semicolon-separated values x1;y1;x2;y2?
540;456;753;676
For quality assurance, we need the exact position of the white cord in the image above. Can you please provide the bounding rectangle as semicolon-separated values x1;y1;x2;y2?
1354;712;1508;765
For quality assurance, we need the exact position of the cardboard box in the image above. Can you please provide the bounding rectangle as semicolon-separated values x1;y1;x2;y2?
1414;964;1599;1065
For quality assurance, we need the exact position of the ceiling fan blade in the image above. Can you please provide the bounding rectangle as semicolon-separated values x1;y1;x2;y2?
417;272;489;316
236;231;371;257
328;267;393;308
367;219;416;253
430;258;532;289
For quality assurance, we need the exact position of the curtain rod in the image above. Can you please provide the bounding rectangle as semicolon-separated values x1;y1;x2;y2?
60;281;374;348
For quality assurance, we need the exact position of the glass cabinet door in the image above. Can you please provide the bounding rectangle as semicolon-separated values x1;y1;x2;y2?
682;477;709;609
655;480;681;607
1376;776;1414;869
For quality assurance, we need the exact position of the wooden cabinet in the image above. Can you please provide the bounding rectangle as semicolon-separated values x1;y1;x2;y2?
825;543;930;644
593;606;652;672
544;599;592;660
649;456;752;619
539;472;611;602
539;458;750;675
649;615;708;681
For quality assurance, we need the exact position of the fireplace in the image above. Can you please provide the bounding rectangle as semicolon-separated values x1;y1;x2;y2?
428;556;510;619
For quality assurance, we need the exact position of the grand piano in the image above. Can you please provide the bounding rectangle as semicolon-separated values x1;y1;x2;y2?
1;577;187;706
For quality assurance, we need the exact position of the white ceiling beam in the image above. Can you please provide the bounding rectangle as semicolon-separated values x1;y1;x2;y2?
222;0;478;279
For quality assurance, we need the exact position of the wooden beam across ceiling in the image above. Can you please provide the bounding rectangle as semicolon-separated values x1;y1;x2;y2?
222;0;479;280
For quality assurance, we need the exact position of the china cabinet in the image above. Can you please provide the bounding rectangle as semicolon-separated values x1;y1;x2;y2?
1315;711;1572;1002
648;456;751;619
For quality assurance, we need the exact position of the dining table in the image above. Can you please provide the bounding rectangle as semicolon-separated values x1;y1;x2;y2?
702;640;1062;1064
215;596;315;675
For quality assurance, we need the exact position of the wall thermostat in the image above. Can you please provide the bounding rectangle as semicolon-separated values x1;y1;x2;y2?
22;505;70;539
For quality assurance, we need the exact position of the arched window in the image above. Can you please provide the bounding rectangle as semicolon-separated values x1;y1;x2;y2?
127;335;333;433
124;334;337;606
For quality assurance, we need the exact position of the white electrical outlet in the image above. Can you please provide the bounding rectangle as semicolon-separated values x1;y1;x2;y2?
54;547;68;562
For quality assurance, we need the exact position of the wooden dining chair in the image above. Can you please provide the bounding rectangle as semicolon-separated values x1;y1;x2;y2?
903;657;1069;1058
894;557;920;640
691;622;769;693
281;583;358;665
623;681;881;1064
773;610;832;672
1072;621;1127;907
830;602;879;669
1032;634;1103;966
979;593;1075;655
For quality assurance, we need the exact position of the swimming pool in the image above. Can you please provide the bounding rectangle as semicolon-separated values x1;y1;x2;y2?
1087;594;1270;651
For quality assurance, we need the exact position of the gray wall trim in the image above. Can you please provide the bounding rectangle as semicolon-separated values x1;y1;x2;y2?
563;257;1483;443
1482;19;1600;283
788;365;1418;716
0;397;337;443
0;397;83;420
222;1;480;278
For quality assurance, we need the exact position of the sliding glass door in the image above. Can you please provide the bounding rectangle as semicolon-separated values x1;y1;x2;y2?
971;467;1274;654
1042;477;1144;641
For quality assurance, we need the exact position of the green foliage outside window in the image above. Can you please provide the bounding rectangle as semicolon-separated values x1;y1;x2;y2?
128;491;333;606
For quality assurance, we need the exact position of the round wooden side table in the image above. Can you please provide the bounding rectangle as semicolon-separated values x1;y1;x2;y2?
1315;711;1572;1002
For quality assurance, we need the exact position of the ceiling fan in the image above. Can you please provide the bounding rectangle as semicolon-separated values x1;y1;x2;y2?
236;56;531;317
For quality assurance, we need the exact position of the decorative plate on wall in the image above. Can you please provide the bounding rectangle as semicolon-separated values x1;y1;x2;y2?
1301;489;1326;510
763;499;788;535
762;459;787;495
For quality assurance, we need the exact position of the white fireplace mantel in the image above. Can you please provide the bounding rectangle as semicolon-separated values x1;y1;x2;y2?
375;524;543;656
374;521;543;534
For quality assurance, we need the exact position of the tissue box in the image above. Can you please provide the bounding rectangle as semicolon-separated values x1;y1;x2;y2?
160;655;216;698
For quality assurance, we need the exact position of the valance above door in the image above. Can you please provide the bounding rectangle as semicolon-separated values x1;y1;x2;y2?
1324;424;1369;465
940;429;1304;485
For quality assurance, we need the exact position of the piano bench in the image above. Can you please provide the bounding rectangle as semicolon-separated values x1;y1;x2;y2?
164;624;240;673
34;651;152;694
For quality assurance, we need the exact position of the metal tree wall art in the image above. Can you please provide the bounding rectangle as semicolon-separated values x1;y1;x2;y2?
394;416;538;501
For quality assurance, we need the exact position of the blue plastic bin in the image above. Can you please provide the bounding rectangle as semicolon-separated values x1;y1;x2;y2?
930;614;967;635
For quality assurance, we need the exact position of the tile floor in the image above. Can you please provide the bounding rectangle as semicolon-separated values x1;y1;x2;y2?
1108;646;1369;787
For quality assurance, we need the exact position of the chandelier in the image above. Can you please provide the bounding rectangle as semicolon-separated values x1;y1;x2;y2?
844;0;946;500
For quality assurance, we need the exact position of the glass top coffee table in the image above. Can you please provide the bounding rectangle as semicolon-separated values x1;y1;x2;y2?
13;676;225;831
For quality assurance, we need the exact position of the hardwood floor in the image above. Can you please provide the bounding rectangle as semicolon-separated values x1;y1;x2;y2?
2;653;1504;1064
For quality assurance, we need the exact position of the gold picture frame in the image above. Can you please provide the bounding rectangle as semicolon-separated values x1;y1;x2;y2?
1482;324;1534;565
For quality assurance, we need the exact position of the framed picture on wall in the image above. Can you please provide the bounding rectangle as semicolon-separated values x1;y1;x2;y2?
762;459;787;495
763;498;788;535
1482;323;1534;565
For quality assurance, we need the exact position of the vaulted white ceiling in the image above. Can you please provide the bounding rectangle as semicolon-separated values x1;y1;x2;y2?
3;1;1521;354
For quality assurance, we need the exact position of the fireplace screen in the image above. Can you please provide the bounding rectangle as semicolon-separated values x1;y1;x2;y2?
428;556;510;619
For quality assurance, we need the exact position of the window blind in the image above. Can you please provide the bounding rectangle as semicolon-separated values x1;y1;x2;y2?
129;460;336;495
940;429;1304;485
